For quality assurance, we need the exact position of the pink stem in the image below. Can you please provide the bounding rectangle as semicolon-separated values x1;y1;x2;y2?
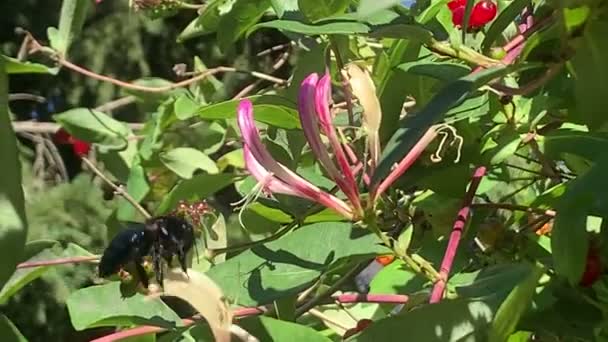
372;128;438;202
335;293;409;304
90;293;409;342
429;166;486;303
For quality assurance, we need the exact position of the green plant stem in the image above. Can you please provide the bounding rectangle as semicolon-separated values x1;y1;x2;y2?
365;212;439;282
206;197;335;259
206;221;297;260
294;264;363;317
81;157;151;220
427;38;502;68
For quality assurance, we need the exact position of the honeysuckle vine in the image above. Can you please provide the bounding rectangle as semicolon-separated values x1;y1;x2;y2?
237;69;451;222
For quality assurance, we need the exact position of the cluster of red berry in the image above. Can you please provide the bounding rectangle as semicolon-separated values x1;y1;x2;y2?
53;128;91;157
171;200;211;227
580;245;603;287
447;0;497;30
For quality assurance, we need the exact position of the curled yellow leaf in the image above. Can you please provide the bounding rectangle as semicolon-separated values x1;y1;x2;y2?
153;268;232;342
345;63;382;166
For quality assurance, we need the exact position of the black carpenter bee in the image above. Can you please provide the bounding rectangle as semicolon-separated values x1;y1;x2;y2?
98;215;195;288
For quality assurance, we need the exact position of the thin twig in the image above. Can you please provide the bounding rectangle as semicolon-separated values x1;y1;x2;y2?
427;39;503;68
24;33;287;93
491;63;563;96
471;202;556;217
206;221;297;260
308;308;351;331
294;265;363;317
429;166;486;303
229;324;259;342
17;255;99;269
232;50;290;100
95;96;136;113
12;121;145;133
256;42;294;57
41;133;69;181
8;93;46;103
81;157;152;219
58;59;286;93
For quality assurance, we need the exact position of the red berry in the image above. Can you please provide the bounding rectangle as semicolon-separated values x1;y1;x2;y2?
451;6;465;27
470;0;497;27
580;248;602;287
447;0;497;29
53;128;73;144
72;139;91;157
447;0;466;10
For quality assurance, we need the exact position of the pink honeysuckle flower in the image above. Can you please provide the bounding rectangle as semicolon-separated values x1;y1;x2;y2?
300;73;363;214
237;99;354;220
314;73;362;213
238;70;440;220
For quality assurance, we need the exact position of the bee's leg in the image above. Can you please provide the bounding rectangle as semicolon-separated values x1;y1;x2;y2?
134;259;149;289
178;248;188;276
153;245;164;287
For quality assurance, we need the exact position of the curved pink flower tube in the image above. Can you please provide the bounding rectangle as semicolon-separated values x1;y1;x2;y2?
237;100;353;220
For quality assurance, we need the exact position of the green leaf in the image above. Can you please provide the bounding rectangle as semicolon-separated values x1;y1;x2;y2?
482;0;529;53
357;0;401;18
454;263;534;299
217;0;271;52
285;42;328;102
2;56;56;75
489;265;544;342
250;20;370;35
160;147;219;179
66;282;183;331
351;296;503;341
177;0;225;41
239;316;332;341
370;24;433;43
174;94;200;120
542;128;608;162
483;127;521;165
373;65;516;186
0;57;27;290
551;156;608;283
0;314;27;342
298;0;351;22
217;148;245;171
563;6;591;35
377;41;422;145
369;259;425;294
0;243;93;304
116;159;150;222
54;108;131;151
571;16;608;127
207;222;387;306
196;95;301;129
47;0;91;57
270;0;299;17
247;202;293;223
156;173;238;214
